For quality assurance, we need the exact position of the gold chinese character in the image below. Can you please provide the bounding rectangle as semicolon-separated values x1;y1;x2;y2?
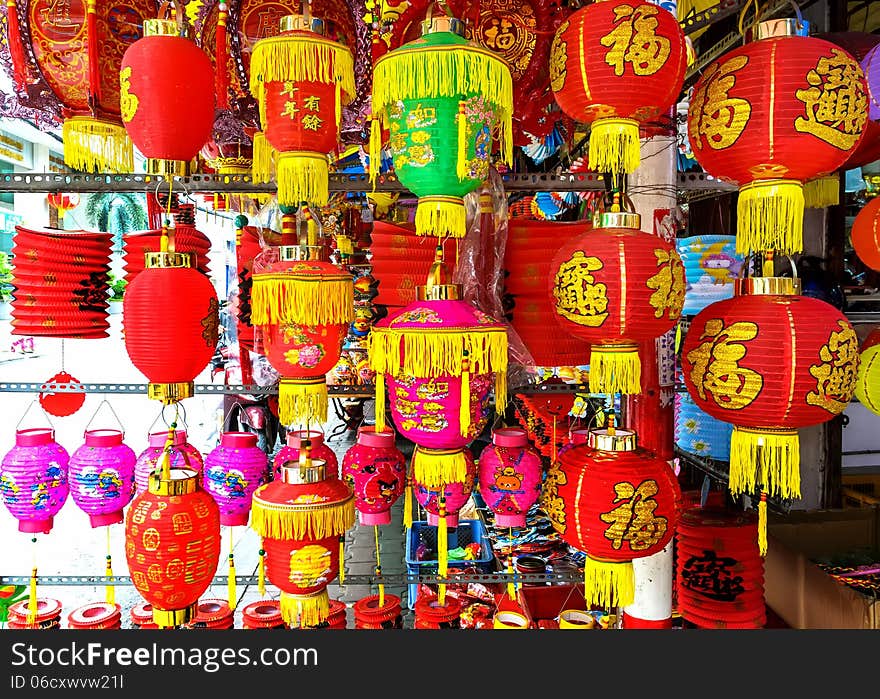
119;66;138;123
689;55;752;150
600;479;667;552
282;101;300;120
806;320;859;414
302;114;323;131
646;248;685;320
280;82;299;98
600;4;670;77
303;95;321;111
550;21;569;93
553;251;609;327
388;133;407;153
686;319;763;409
541;462;568;534
795;49;868;150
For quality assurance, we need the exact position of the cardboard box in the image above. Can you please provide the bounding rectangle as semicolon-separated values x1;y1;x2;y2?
765;508;880;629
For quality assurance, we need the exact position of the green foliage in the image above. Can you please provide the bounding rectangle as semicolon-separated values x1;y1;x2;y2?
107;271;127;301
0;251;12;301
84;192;148;250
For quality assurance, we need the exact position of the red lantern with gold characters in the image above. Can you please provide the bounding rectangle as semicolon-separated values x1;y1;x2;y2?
548;209;685;395
550;0;687;175
687;19;868;257
119;16;215;176
543;423;681;608
681;276;859;552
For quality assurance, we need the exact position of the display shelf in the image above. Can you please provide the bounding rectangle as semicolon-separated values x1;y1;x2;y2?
0;381;374;398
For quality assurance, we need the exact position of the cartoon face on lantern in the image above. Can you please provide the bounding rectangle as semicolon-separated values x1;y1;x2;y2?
344;458;405;511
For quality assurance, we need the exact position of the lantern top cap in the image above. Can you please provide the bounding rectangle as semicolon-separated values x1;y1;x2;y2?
421;15;466;37
588;428;637;452
280;14;326;35
279;245;326;262
755;18;810;40
143;19;180;38
148;467;199;496
735;276;802;297
597;211;641;230
417;247;461;300
280;458;328;484
144;251;194;270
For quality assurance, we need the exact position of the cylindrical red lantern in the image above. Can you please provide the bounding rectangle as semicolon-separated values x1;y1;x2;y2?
354;594;403;629
187;598;235;630
124;463;221;627
850;196;880;271
478;427;542;528
130;602;158;629
545;425;681;608
550;0;686;175
120;18;214;176
687;20;868;256
7;598;62;630
122;243;219;404
548;210;685;395
341;426;406;526
241;599;285;629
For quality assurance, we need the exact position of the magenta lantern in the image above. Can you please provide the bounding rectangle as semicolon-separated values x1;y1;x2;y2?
273;430;338;479
341;426;406;526
68;429;136;528
203;432;269;527
413;447;477;528
557;427;592;461
134;430;204;495
478;428;542;528
0;428;70;534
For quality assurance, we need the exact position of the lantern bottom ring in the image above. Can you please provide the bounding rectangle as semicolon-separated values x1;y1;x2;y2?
152;604;197;628
148;381;194;403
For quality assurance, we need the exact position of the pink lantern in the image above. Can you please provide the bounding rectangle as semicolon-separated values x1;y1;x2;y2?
413;447;477;528
478;428;542;528
341;426;406;526
557;427;592;461
203;432;269;526
134;430;204;495
68;429;136;528
273;430;338;479
0;428;69;534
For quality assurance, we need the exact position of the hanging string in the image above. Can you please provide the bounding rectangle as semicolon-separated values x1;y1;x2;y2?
507;526;516;601
105;526;115;606
60;340;65;372
227;527;237;608
374;525;385;608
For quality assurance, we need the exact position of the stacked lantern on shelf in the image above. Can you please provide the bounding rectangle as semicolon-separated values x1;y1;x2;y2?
68;429;136;528
477;427;543;528
369;13;513;238
248;14;355;207
550;0;687;177
67;602;122;630
123;207;212;284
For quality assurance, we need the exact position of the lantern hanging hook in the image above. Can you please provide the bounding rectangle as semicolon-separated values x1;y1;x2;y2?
15;398;55;433
84;398;126;435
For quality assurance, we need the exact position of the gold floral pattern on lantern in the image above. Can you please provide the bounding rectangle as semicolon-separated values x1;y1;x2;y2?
600;478;667;551
600;4;670;77
805;320;859;413
686;319;763;409
549;20;569;93
688;55;751;151
288;544;332;587
646;248;686;320
119;66;138;123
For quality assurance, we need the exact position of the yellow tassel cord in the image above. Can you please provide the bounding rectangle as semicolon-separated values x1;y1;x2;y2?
252;493;355;541
252;132;276;184
280;590;330;629
583;558;635;610
258;548;267;597
62;117;133;173
589;344;642;395
227;528;236;608
251;276;354;327
728;427;801;500
413;448;469;489
403;471;414;530
736;179;804;257
803;174;840;209
415;196;467;238
369;117;383;183
460;350;471;438
437;499;448;606
27;566;37;626
507;527;516;601
275;151;330;208
105;527;114;606
371;43;513;178
374;371;386;433
758;492;768;558
278;377;329;426
338;537;345;585
456;101;468;181
374;525;385;608
587;118;641;176
335;80;342;128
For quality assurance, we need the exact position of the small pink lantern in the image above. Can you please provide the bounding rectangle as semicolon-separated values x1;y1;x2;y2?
203;432;270;526
0;428;70;534
478;428;542;528
273;430;338;479
134;429;204;494
68;429;136;528
414;447;477;528
341;426;406;526
557;427;591;461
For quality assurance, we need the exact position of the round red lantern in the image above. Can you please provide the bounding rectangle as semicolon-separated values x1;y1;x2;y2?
851;196;880;271
550;0;686;175
341;426;406;526
687;20;868;256
544;425;681;608
120;18;214;176
548;210;685;395
122;242;219;404
67;602;122;630
46;193;80;219
681;276;859;550
124;464;221;627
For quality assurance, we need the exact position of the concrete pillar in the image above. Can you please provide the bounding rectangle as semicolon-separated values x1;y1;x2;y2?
622;543;674;628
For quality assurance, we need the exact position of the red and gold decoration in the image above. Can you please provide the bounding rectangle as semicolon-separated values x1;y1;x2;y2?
681;276;859;552
687;20;868;256
123;205;212;284
250;448;354;628
548;209;685;395
550;0;686;175
249;14;355;206
122;225;220;404
46;193;80;220
545;422;681;608
850;195;880;272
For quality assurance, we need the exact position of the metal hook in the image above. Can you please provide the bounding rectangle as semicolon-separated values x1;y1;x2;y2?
15;399;55;433
84;398;126;435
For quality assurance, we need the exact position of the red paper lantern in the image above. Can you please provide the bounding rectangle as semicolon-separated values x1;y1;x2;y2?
122;245;219;404
550;0;686;175
67;602;122;630
38;371;87;418
124;465;222;627
414;594;462;629
851;196;880;271
341;426;407;526
354;594;403;629
46;193;80;218
544;425;681;608
241;599;285;629
548;210;685;395
120;18;214;176
130;601;158;629
687;22;867;256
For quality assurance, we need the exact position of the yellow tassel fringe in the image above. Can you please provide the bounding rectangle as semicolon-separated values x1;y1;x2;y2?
456;101;468;182
105;557;114;606
403;475;413;530
583;558;635;609
275;151;330;207
589;344;642;395
460;365;471;438
374;371;386;433
803;174;839;209
736;179;804;256
372;45;513;167
338;538;345;585
369;117;383;183
588;118;640;176
258;549;266;597
415;196;467;238
27;566;37;625
280;590;330;629
252;131;276;184
62;117;133;173
227;553;237;608
251;276;354;326
278;377;329;427
728;427;801;500
758;492;768;558
413;447;468;488
251;494;355;540
437;513;448;578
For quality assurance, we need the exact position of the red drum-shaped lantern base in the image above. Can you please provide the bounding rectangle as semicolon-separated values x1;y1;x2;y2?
414;595;462;629
354;594;403;629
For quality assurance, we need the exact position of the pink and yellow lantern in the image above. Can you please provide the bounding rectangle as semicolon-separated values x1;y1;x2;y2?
478;427;542;528
413;446;477;528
